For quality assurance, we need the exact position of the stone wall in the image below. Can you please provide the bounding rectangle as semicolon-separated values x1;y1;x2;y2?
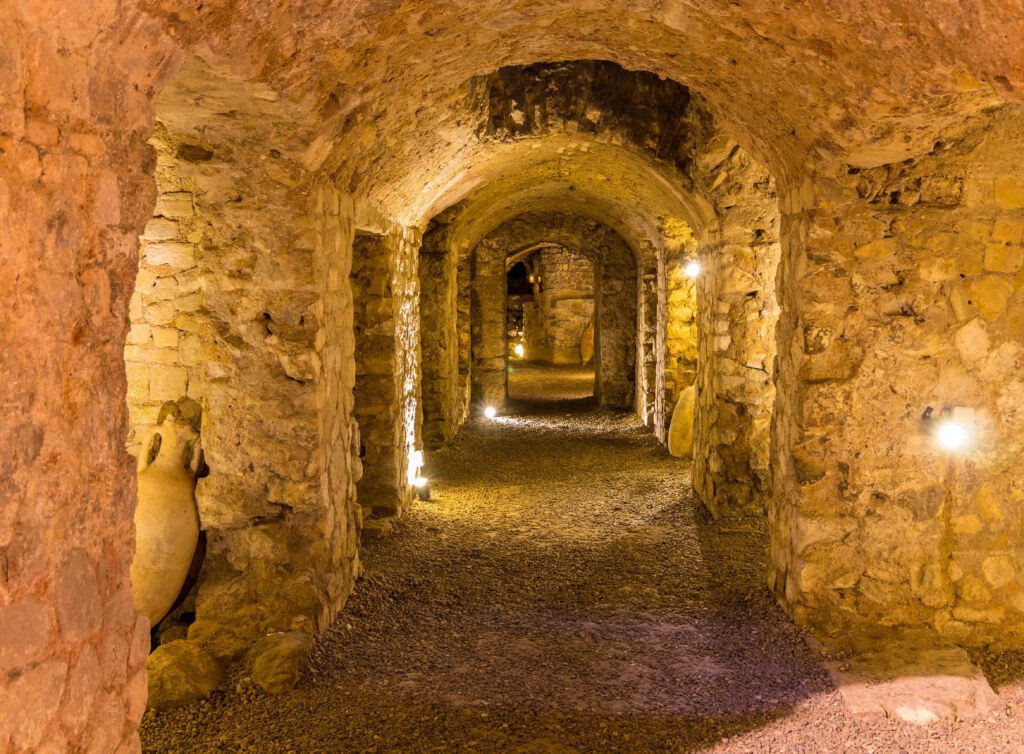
692;130;781;519
419;222;460;449
771;105;1024;644
352;230;422;517
523;247;594;364
125;127;206;451
471;237;510;407
663;223;700;410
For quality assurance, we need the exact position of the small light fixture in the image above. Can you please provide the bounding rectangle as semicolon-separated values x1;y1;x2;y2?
684;260;701;279
412;475;430;501
936;420;969;452
407;448;425;484
923;405;975;453
528;274;535;283
514;343;525;358
484;406;497;419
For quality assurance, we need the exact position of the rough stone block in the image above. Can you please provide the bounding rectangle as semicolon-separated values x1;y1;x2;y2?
968;275;1014;320
0;598;52;672
146;641;224;709
994;177;1024;209
983;244;1024;273
149;366;189;400
249;632;315;694
145;241;196;269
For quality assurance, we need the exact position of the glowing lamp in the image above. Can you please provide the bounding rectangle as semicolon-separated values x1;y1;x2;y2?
484;406;497;419
514;343;525;358
412;475;428;488
684;260;701;278
935;420;969;452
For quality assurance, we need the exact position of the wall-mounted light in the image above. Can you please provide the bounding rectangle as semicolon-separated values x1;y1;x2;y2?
936;421;969;452
484;406;498;419
412;474;430;501
922;406;976;454
513;343;525;358
684;260;701;279
408;448;425;484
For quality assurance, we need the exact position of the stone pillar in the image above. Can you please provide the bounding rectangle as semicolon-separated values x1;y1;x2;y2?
692;138;780;520
595;249;637;408
772;111;1024;644
0;7;177;748
419;225;459;449
351;229;421;516
471;239;508;407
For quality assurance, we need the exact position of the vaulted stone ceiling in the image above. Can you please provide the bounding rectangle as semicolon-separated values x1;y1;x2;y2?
39;0;1020;227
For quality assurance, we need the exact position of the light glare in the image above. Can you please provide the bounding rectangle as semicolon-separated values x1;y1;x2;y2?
684;260;701;278
513;343;525;358
484;406;497;419
412;475;429;488
936;420;969;452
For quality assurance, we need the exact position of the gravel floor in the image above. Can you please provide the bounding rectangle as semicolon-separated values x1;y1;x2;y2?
141;364;1024;753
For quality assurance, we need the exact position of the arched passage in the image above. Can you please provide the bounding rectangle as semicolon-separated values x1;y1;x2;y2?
5;2;1024;748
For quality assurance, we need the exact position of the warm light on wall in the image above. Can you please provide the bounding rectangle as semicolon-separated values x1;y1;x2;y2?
684;260;701;278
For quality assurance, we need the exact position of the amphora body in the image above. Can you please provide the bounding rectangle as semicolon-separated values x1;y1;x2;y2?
131;421;201;627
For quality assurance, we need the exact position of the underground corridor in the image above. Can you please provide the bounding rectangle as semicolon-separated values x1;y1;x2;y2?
4;2;1024;752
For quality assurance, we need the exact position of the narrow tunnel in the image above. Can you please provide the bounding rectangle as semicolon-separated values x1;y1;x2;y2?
4;3;1024;751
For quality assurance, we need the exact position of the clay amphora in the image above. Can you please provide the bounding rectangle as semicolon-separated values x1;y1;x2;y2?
131;421;201;628
668;384;696;459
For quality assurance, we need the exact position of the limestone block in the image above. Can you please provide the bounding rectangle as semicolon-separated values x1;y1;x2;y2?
144;300;176;326
919;257;956;282
954;319;989;364
146;641;224;709
994;177;1024;209
127;323;151;345
854;238;897;259
0;598;52;672
976;484;1005;523
155;192;194;219
991;218;1024;243
151;327;179;349
799;344;862;383
149;366;189;400
0;659;67;750
982;555;1016;589
146;241;196;269
249;632;315;694
126;363;150;403
822;644;1000;724
983;244;1024;273
968;275;1013;320
142;217;180;242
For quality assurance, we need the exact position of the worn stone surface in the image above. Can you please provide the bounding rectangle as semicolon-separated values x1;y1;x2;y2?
352;231;421;518
146;640;224;710
5;0;1024;747
249;632;315;695
822;643;1001;724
